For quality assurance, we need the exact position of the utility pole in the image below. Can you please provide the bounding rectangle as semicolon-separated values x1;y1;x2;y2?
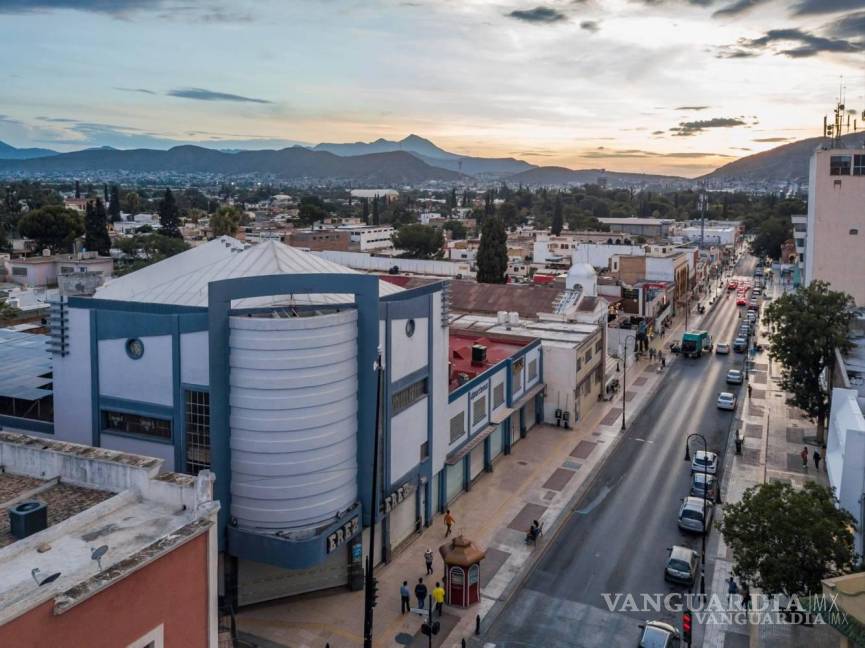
698;187;707;251
363;351;384;648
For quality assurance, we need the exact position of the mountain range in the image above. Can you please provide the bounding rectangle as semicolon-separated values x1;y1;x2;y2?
0;131;859;186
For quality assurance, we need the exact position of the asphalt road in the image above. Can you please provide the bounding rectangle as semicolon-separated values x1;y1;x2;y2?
482;254;757;648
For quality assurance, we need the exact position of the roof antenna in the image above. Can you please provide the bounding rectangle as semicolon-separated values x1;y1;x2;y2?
91;545;108;571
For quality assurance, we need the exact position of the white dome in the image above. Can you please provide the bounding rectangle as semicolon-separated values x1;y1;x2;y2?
566;262;597;295
567;263;596;281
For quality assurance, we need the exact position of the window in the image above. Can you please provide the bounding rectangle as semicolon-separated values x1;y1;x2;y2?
528;359;538;381
185;390;210;474
450;412;465;443
585;349;593;364
420;441;429;462
594;365;603;386
493;382;504;408
59;266;74;274
830;155;852;176
472;395;487;426
11;267;26;277
392;378;427;415
512;358;524;392
103;410;171;440
854;154;865;176
595;339;603;353
851;229;860;236
576;358;582;372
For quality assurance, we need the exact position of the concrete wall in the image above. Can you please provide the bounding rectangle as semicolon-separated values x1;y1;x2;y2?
99;335;174;406
430;292;450;476
52;307;94;445
390;399;428;482
180;331;209;386
390;317;429;382
827;387;865;555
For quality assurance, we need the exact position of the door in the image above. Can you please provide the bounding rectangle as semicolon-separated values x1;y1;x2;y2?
490;425;503;461
469;444;485;481
449;566;465;606
388;493;418;549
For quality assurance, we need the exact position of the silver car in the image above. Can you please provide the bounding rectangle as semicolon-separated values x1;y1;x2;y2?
715;342;730;355
717;391;737;410
639;620;681;647
726;369;744;385
664;545;699;584
690;472;717;500
678;496;714;534
690;450;718;475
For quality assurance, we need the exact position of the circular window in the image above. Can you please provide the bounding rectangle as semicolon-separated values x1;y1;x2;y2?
405;319;416;338
125;338;145;360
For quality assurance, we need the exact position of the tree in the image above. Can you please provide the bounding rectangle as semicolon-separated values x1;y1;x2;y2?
719;481;855;596
476;216;508;284
372;196;380;225
0;301;22;323
158;188;182;238
74;180;80;199
18;205;84;253
551;194;563;236
361;198;370;225
103;183;109;203
298;196;329;226
750;216;791;260
391;224;444;259
114;233;190;275
109;185;121;222
443;220;467;240
84;198;111;255
121;190;141;217
763;281;854;443
210;206;243;237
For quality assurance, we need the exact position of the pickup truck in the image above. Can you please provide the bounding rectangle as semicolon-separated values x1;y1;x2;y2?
681;330;713;358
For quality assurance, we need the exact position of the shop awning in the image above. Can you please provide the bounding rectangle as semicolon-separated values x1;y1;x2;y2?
445;423;497;466
510;382;545;412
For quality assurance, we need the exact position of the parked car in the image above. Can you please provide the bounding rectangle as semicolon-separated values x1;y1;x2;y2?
664;545;699;585
726;369;744;385
690;472;717;500
715;342;730;355
733;337;748;353
638;620;681;647
736;296;747;306
690;450;719;474
717;391;737;410
678;496;714;534
727;280;738;291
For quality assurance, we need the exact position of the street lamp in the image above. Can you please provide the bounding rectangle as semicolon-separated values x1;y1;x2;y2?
621;334;637;431
684;432;709;597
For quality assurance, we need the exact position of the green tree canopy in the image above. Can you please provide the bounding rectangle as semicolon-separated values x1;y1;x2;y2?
114;233;190;275
158;188;182;238
18;205;84;253
84;198;111;255
551;194;563;236
763;281;854;442
108;185;121;223
443;220;467;240
298;195;329;226
210;205;244;238
121;190;141;217
391;224;444;259
719;481;856;596
476;216;508;284
750;215;791;260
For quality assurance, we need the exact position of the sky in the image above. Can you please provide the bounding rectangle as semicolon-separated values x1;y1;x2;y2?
0;0;864;177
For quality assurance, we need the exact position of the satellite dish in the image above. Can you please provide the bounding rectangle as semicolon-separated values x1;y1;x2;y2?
31;568;62;586
91;545;109;570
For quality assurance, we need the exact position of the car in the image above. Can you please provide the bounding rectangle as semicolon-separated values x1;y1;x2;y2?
727;280;738;291
715;342;730;355
678;496;714;534
746;311;757;322
748;301;759;311
664;545;699;585
736;296;747;306
638;620;681;647
726;369;744;385
690;472;717;500
733;336;748;353
691;449;719;474
717;391;737;410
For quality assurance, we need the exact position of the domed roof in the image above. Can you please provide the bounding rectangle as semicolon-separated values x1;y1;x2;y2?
567;262;596;281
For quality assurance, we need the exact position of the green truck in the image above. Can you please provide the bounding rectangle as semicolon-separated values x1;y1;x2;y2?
681;330;713;358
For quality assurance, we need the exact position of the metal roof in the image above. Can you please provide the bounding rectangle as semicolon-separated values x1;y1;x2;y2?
0;329;52;401
95;236;402;308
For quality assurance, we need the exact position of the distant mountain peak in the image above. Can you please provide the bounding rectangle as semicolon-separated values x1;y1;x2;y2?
0;140;58;160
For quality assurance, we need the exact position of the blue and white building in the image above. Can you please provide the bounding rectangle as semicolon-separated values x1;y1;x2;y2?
35;236;546;603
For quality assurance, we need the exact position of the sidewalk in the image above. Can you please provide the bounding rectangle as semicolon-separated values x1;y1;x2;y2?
703;280;836;648
236;307;701;648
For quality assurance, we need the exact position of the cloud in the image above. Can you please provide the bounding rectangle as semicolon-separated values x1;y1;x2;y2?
166;87;272;104
675;105;710;110
792;0;865;16
583;147;731;159
35;116;76;123
652;130;665;135
114;87;157;95
716;47;759;58
670;116;747;136
827;10;865;38
0;0;162;15
712;0;770;17
580;19;600;31
718;26;865;58
506;6;567;23
753;136;791;142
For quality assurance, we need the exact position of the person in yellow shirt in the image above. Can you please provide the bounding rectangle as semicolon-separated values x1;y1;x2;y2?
432;582;445;617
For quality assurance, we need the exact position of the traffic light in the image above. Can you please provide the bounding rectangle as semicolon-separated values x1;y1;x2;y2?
682;609;692;646
369;576;379;608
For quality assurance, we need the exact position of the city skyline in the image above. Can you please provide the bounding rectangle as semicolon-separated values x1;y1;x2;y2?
1;0;863;176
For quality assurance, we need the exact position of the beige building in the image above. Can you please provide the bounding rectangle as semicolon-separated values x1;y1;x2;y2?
805;146;865;305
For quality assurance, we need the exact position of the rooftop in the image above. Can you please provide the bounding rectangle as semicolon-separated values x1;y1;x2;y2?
0;328;52;401
449;313;598;350
0;432;217;623
9;254;111;266
449;330;531;391
598;217;675;226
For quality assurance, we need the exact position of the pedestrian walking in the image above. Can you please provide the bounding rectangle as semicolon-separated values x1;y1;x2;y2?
813;449;822;471
432;581;445;617
727;576;738;606
424;548;433;575
661;354;666;369
741;582;751;611
414;578;427;609
800;446;809;469
747;383;752;399
400;581;411;614
444;509;455;537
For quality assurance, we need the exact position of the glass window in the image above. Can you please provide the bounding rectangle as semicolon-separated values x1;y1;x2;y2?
11;267;27;277
493;382;504;408
420;441;429;462
472;395;487;426
830;155;852;176
185;390;210;474
392;378;427;415
449;412;465;443
528;359;538;381
512;359;523;392
595;339;603;353
103;410;171;440
585;349;593;363
854;155;865;176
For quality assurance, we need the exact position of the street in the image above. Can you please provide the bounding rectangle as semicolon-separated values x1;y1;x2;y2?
481;255;757;648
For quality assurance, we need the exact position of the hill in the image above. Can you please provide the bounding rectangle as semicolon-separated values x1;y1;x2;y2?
0;146;463;184
506;166;688;187
701;132;865;185
0;140;58;160
314;134;534;177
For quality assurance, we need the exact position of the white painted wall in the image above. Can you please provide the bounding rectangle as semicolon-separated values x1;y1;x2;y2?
541;344;577;423
827;388;865;555
390;317;429;382
390;399;428;483
99;334;174;406
181;331;209;386
571;244;645;269
52;307;94;445
430;292;450;476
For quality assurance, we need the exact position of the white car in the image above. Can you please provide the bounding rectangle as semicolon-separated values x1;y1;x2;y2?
717;391;737;411
691;450;719;474
726;369;744;385
678;496;714;534
715;342;730;355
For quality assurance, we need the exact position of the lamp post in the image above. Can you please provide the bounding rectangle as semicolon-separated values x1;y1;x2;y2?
684;433;709;597
621;334;636;431
363;350;385;648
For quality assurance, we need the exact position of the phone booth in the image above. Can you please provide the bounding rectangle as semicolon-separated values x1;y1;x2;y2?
438;535;486;608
